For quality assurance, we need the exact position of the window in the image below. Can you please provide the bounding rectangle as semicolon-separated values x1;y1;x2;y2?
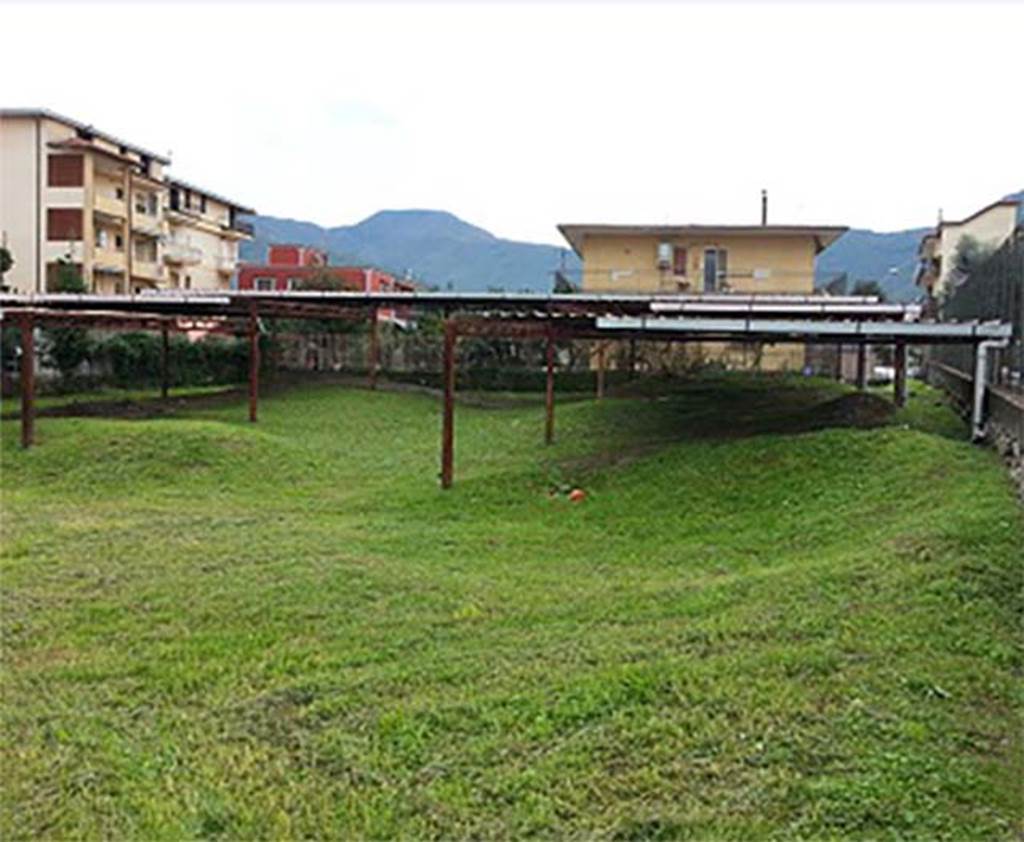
95;229;109;249
115;187;124;200
148;193;158;215
672;246;687;276
199;195;207;214
134;238;157;262
135;193;149;214
703;248;728;291
254;277;275;291
286;277;302;290
47;155;84;187
47;208;83;241
114;234;124;250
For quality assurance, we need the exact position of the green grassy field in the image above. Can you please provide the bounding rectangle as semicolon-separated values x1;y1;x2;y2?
1;375;1021;840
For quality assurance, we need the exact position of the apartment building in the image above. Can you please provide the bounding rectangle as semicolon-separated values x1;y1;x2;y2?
558;220;848;370
914;194;1022;299
0;109;253;294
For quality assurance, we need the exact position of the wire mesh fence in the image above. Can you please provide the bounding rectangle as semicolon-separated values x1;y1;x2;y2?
928;229;1023;391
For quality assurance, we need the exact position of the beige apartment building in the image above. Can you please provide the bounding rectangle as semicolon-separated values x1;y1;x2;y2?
0;109;253;294
915;195;1022;299
558;221;848;370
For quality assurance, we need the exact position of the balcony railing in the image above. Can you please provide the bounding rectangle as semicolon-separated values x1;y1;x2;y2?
228;219;255;237
94;193;126;218
163;241;203;265
216;256;237;273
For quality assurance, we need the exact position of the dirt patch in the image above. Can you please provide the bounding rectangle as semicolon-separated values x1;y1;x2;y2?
2;387;245;421
806;393;896;429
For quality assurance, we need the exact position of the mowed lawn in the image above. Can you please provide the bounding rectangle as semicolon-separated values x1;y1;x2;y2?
1;376;1021;840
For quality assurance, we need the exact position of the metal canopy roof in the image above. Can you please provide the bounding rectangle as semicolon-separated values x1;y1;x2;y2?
0;291;1008;345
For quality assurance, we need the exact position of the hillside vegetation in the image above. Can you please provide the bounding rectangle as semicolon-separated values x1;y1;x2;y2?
1;376;1021;839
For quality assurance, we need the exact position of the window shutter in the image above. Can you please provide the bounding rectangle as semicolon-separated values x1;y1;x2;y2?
673;247;687;275
47;208;83;241
47;155;84;187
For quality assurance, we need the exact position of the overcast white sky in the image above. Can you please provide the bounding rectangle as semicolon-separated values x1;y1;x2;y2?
2;1;1021;244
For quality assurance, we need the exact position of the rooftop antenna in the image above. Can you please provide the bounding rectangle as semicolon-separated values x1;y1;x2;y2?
761;189;768;225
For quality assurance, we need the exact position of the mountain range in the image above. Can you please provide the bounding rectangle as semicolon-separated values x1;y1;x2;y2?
240;209;931;301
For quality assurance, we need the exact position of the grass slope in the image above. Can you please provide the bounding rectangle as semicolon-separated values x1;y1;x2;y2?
1;377;1021;839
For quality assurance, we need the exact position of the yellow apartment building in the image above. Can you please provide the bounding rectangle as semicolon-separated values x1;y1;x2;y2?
558;221;848;369
0;109;253;294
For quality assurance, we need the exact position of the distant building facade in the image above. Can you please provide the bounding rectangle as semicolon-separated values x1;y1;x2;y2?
557;221;848;370
238;245;414;294
915;195;1022;299
0;109;253;294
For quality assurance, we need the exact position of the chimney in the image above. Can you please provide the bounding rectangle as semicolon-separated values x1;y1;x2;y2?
761;189;768;225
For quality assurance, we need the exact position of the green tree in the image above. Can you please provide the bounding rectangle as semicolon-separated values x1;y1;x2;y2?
43;259;92;385
851;279;887;302
0;246;13;290
952;235;993;276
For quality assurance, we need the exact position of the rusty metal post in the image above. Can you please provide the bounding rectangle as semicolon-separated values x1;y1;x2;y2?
894;341;907;407
440;318;457;489
19;315;35;449
160;324;170;400
596;341;606;400
855;343;867;390
545;323;555;445
835;342;844;381
368;306;380;390
248;305;260;423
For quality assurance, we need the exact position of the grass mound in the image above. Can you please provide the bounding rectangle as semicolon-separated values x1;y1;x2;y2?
1;376;1020;839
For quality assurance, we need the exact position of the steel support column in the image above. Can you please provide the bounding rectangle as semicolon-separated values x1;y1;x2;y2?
160;324;170;400
893;341;907;407
19;315;35;449
855;343;867;390
596;342;606;400
440;318;457;489
368;306;380;390
248;305;260;423
545;324;555;445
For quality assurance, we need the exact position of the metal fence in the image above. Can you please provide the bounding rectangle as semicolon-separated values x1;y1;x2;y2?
930;229;1023;390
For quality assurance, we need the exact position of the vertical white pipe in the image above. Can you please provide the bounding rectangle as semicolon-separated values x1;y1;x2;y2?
972;340;1009;441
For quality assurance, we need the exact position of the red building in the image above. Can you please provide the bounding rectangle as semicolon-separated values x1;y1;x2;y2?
238;245;414;295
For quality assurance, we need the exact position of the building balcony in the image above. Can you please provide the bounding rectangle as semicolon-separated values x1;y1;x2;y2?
163;240;203;266
132;215;164;236
94;248;126;273
216;256;237;274
132;259;163;282
225;219;254;237
94;193;126;218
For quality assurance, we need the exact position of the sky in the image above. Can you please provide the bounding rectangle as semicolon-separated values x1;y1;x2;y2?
2;0;1022;245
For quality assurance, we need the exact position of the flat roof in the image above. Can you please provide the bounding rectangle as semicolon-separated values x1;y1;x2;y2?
939;197;1020;230
558;223;849;257
167;177;255;215
1;108;171;164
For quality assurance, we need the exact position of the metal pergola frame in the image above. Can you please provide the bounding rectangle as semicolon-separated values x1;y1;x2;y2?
1;291;1012;485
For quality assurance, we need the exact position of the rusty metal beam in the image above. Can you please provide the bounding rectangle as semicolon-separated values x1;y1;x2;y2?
19;314;34;449
545;323;555;445
894;341;907;407
368;306;380;390
440;318;457;489
596;342;606;400
248;304;260;423
161;324;170;400
856;343;867;390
